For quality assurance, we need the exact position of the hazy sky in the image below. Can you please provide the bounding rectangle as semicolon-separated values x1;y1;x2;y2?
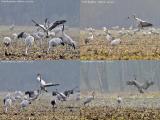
0;0;79;26
81;0;160;28
1;0;159;28
0;61;80;92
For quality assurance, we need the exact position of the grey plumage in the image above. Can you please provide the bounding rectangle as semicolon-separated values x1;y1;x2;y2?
32;19;66;37
128;15;153;29
83;92;95;105
127;80;154;93
25;90;40;101
3;94;15;113
47;37;65;53
17;32;34;55
20;99;31;109
51;100;56;108
61;25;76;50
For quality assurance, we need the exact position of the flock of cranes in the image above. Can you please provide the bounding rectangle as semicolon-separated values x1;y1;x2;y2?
3;73;154;113
3;73;80;113
1;74;156;113
2;19;77;56
1;15;158;57
83;15;158;47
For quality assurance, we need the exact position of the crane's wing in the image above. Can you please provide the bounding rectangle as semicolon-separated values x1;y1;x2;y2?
63;86;78;96
84;97;93;105
141;21;153;27
142;81;154;90
48;20;67;31
43;83;60;87
127;80;142;88
32;19;47;32
64;90;73;96
57;92;66;100
127;80;144;93
126;80;137;86
135;17;146;23
44;18;49;29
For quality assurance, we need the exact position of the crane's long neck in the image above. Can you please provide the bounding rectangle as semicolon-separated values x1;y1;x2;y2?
37;74;42;82
61;24;65;35
62;31;68;39
62;24;64;32
133;16;143;23
90;33;93;38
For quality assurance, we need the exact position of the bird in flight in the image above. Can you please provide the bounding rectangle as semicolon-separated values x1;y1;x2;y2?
32;19;66;37
128;15;153;29
36;73;60;92
126;75;154;93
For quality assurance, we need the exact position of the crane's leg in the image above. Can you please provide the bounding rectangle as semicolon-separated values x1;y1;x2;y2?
47;46;50;54
25;46;28;55
4;106;8;113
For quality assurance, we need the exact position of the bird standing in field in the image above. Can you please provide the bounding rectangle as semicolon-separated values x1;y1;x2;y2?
51;99;56;108
84;32;94;44
117;96;122;105
47;37;65;53
3;94;13;113
20;96;31;110
12;33;18;41
83;91;95;106
17;32;34;55
106;33;113;42
110;38;121;46
25;89;41;101
3;37;12;55
32;31;45;48
61;25;76;50
105;33;121;46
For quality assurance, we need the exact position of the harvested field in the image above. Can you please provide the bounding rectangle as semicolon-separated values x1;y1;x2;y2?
0;26;79;60
80;29;160;60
